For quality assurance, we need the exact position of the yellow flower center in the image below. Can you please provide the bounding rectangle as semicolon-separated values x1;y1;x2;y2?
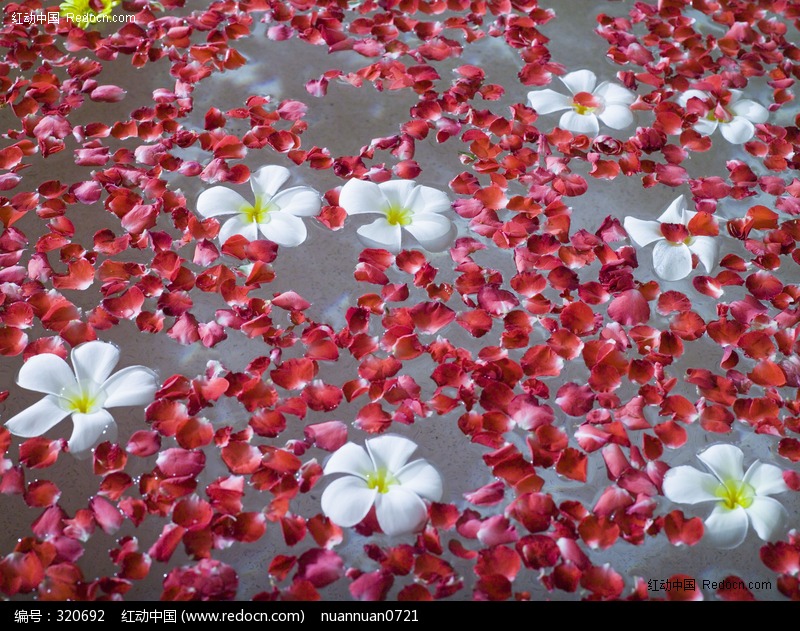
572;103;597;116
59;379;107;415
715;479;755;510
242;196;274;224
365;468;397;494
385;206;412;226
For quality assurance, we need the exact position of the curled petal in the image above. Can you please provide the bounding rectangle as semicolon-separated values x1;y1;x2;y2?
704;504;749;549
270;186;321;217
69;409;114;454
5;395;70;437
103;366;159;408
404;215;456;252
324;443;373;477
321;476;377;527
196;187;248;218
366;434;418;474
719;117;755;144
688;236;717;274
527;89;572;114
743;462;790;497
662;466;721;504
560;69;596;95
395;459;443;502
71;341;119;384
17;354;76;395
594;81;635;106
250;165;291;199
623;217;663;247
652;241;692;281
747;496;787;541
598;103;633;130
407;186;451;215
357;218;402;252
375;487;428;536
258;212;308;247
218;214;259;244
698;444;744;483
339;179;386;216
559;111;600;135
658;196;687;224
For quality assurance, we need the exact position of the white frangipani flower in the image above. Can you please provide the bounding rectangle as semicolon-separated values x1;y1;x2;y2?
663;444;789;549
338;178;456;252
196;165;321;247
623;195;718;281
678;89;768;144
5;341;158;454
321;434;443;536
527;69;636;135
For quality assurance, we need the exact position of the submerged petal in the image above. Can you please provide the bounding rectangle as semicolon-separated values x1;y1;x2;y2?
102;366;158;408
321;476;377;527
743;461;790;497
527;89;572;114
17;353;76;396
69;409;114;453
339;178;387;216
395;459;443;501
4;395;70;438
747;496;787;541
196;187;249;219
704;504;749;549
270;186;321;217
560;69;597;95
366;434;420;474
404;215;456;252
71;341;119;385
324;442;373;477
652;241;692;281
258;212;308;247
662;465;721;504
698;444;744;483
357;218;403;252
559;110;600;135
623;217;664;247
250;165;291;199
375;487;429;536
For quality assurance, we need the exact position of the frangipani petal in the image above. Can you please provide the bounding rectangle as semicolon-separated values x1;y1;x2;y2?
658;195;687;224
377;180;416;210
218;214;259;244
720;117;755;144
320;476;377;527
560;69;596;95
404;215;456;252
747;496;787;541
662;466;721;504
623;217;664;247
258;212;307;247
324;442;373;477
527;89;572;114
678;89;712;107
698;444;744;483
559;110;600;135
692;117;718;136
196;187;249;219
375;487;429;536
357;218;403;252
102;366;158;408
72;341;119;385
652;241;692;281
5;395;70;437
250;165;291;199
17;353;76;396
270;186;321;217
366;434;418;473
407;186;452;215
339;178;386;215
395;459;443;501
594;81;635;105
688;236;718;274
704;504;749;549
729;98;768;124
69;409;114;454
743;461;790;496
598;103;634;129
